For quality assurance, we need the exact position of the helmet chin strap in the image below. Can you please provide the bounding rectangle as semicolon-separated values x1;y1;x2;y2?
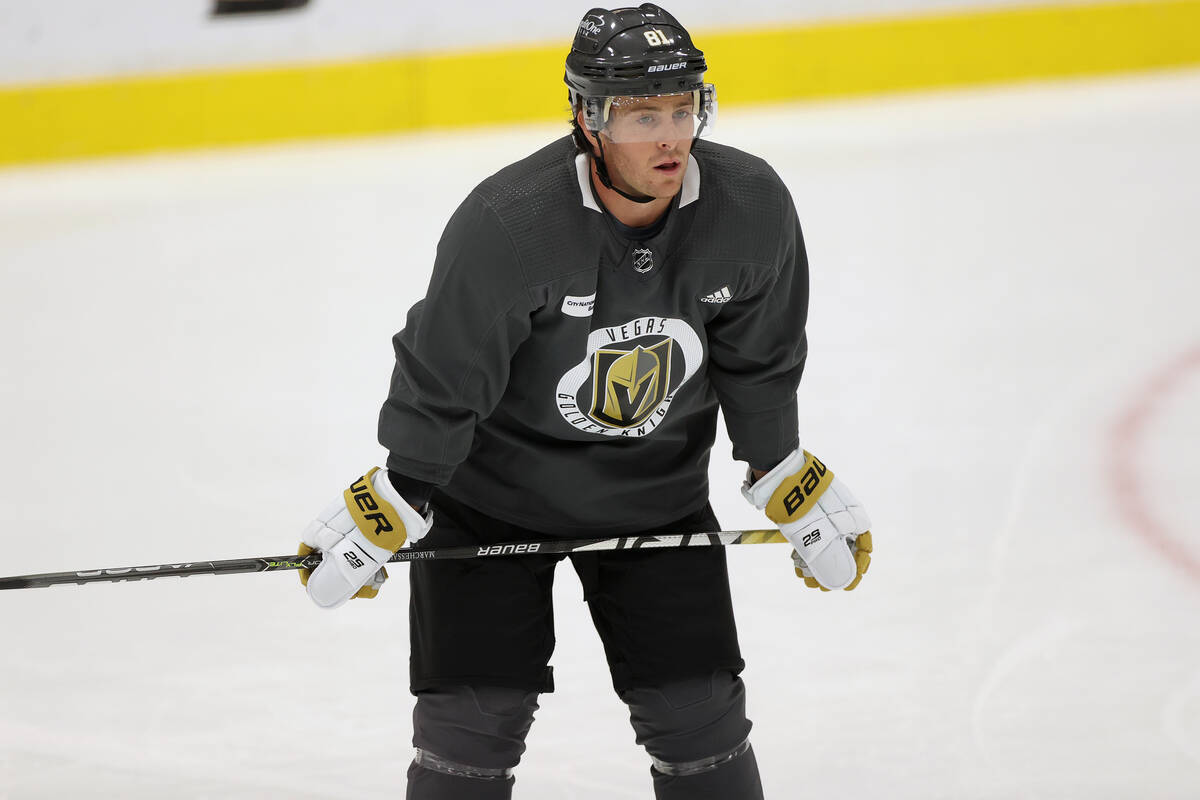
593;135;657;205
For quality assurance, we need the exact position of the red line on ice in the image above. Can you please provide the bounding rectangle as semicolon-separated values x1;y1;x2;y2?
1108;345;1200;584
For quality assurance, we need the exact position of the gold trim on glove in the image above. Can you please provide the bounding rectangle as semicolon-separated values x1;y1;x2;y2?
297;542;314;586
343;467;408;552
764;451;835;525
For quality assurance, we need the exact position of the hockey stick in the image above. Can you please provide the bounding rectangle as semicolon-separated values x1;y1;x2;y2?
0;529;787;590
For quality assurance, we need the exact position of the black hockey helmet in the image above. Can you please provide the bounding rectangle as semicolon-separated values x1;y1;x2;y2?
566;4;708;101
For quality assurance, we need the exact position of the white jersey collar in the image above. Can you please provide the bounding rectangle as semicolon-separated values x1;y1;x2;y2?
679;155;700;208
575;152;603;213
575;152;701;213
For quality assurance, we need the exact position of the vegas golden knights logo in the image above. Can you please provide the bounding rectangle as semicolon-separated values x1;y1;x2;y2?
556;316;705;439
590;340;672;428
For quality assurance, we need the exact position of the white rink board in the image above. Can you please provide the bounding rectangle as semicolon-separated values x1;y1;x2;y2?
1;0;1100;86
1;69;1199;798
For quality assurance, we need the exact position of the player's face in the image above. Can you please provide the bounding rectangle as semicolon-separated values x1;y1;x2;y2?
599;94;695;199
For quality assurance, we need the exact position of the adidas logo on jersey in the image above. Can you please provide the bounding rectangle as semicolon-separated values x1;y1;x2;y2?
700;286;732;304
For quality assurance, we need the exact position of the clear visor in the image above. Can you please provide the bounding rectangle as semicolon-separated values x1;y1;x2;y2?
586;85;717;144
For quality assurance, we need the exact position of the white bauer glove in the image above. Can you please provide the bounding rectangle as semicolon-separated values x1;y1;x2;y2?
298;467;432;609
742;449;873;591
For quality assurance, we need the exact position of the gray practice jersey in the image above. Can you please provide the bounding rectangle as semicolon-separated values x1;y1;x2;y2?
379;136;809;536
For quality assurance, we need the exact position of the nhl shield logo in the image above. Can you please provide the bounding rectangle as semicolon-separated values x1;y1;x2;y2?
632;247;654;273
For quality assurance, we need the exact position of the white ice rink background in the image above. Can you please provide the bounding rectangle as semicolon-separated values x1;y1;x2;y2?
1;68;1198;798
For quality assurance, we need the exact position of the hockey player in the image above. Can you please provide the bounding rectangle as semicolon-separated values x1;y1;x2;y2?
297;5;873;799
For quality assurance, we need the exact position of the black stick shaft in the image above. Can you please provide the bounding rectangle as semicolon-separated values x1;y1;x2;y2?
0;530;786;591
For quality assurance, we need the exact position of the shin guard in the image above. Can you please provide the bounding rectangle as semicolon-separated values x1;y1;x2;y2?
406;685;538;800
620;671;764;800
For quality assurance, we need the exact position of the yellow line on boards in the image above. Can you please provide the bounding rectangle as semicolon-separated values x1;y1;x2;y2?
1;1;1198;166
703;0;1200;103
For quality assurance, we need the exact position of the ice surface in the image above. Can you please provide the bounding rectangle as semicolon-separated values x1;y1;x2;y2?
1;68;1198;798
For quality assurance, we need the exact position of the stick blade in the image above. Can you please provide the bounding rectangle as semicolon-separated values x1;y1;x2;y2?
0;576;37;590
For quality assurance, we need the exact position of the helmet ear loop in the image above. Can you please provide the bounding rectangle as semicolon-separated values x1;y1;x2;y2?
581;100;614;184
692;86;715;140
690;89;707;139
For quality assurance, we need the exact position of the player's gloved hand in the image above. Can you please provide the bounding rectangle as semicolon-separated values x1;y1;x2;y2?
741;449;872;591
298;467;432;609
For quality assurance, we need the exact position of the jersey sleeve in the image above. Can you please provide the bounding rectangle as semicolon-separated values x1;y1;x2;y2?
378;192;536;485
705;183;809;471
